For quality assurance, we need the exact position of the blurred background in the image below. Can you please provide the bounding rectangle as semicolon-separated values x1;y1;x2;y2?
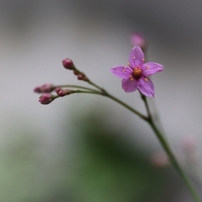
1;0;202;201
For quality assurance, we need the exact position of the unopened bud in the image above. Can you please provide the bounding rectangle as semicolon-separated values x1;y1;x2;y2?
39;93;54;104
77;74;83;80
34;84;55;93
131;32;147;51
55;87;71;97
62;58;74;70
77;73;89;81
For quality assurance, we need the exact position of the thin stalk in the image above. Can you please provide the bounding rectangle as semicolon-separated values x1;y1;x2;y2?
140;93;152;118
148;118;200;202
84;80;147;120
87;80;104;92
142;95;201;202
65;86;147;120
56;84;100;93
103;91;147;121
72;90;102;95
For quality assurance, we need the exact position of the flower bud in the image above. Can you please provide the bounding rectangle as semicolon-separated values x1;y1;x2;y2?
39;93;54;104
131;32;147;51
55;87;71;97
77;74;83;80
76;73;89;81
62;58;74;70
34;84;55;93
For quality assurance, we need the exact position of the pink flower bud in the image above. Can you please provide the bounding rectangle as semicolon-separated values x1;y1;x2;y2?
77;74;83;80
39;93;54;104
34;84;54;93
55;87;71;97
131;32;147;51
77;73;89;81
62;58;74;70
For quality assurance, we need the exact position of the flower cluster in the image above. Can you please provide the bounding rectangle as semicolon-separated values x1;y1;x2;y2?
35;85;72;105
34;58;100;104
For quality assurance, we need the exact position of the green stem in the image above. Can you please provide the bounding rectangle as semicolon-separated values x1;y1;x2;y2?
103;91;147;120
140;92;152;118
149;118;200;202
57;84;99;93
71;89;102;95
84;79;147;120
87;80;104;92
142;95;201;202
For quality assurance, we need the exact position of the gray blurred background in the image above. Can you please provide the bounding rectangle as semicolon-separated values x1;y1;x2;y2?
1;0;202;201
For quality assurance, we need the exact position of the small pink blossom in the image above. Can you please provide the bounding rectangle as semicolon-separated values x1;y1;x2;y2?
110;46;163;97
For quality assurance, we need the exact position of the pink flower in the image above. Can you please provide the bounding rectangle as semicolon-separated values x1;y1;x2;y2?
110;46;163;97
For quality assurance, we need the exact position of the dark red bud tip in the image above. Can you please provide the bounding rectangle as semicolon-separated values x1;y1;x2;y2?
62;58;74;70
39;93;54;105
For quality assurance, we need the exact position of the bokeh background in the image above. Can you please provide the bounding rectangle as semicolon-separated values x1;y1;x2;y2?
1;0;202;201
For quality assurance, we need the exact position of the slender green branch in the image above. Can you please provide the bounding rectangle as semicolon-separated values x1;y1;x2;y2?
140;93;152;118
72;89;102;95
54;89;102;102
87;80;105;92
56;84;100;93
103;91;147;121
82;78;147;120
143;96;201;202
60;84;147;120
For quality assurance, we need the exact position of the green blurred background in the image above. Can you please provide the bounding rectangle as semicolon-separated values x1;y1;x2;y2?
0;107;185;202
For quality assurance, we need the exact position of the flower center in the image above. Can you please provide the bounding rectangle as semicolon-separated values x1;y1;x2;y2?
133;67;142;78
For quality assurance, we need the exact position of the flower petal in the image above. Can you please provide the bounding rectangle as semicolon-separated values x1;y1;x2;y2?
110;66;132;78
122;78;138;92
142;62;164;76
129;46;144;67
137;77;154;97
